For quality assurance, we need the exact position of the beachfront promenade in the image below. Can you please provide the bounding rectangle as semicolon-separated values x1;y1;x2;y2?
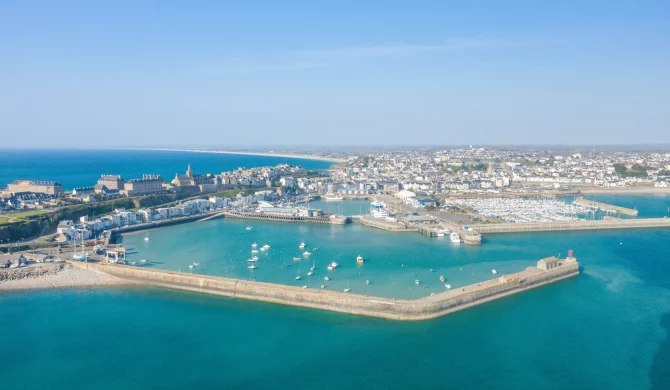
70;258;579;321
469;217;670;233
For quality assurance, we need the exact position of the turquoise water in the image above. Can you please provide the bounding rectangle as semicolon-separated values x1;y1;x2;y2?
0;149;333;189
2;195;670;388
2;225;670;389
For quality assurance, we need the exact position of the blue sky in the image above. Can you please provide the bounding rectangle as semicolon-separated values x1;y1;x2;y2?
1;0;669;147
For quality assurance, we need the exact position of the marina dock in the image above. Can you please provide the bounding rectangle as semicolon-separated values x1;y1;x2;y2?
469;217;670;233
69;256;579;321
574;196;639;216
221;210;346;224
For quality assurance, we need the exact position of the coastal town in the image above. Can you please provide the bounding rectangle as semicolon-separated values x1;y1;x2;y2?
2;147;670;249
1;148;669;307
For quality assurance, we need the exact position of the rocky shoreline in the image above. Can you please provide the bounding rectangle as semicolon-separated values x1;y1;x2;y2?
0;263;128;291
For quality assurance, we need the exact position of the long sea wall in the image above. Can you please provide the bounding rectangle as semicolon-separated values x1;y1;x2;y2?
470;217;670;233
69;259;579;320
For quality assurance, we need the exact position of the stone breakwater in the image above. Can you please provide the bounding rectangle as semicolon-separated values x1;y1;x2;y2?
70;259;580;320
0;263;65;282
0;263;125;291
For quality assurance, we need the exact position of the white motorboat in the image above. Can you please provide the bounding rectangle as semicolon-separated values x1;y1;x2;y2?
307;271;313;276
251;249;259;254
193;262;200;266
293;257;301;261
144;237;150;242
366;280;371;285
343;288;351;293
246;226;253;231
262;244;270;249
248;264;257;269
439;275;445;283
247;258;258;262
356;255;364;264
324;276;330;281
188;265;194;269
303;251;311;257
140;259;147;263
450;232;461;243
415;279;420;285
259;247;266;252
299;242;306;249
295;275;301;280
445;284;452;289
492;269;498;274
252;256;259;261
329;261;339;269
251;243;257;248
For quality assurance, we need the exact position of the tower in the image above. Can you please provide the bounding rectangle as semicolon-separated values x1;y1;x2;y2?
186;164;192;177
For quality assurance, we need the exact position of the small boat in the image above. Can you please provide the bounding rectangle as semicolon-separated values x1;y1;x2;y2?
252;256;259;261
188;264;194;269
193;262;200;266
299;242;306;249
415;279;420;285
248;264;257;269
246;226;253;231
144;237;150;242
356;255;364;264
310;263;315;272
445;284;452;289
492;269;498;274
247;258;257;262
307;271;313;276
302;286;307;289
366;280;371;285
251;249;259;254
131;261;137;265
439;275;445;283
430;268;435;273
343;288;351;293
140;259;147;263
293;257;301;261
251;243;257;248
313;247;319;251
259;247;266;252
320;285;325;289
324;276;330;281
329;261;339;269
450;232;461;243
303;251;311;257
262;244;271;249
295;276;301;280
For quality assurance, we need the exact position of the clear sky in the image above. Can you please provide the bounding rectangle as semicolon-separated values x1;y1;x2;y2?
1;0;669;147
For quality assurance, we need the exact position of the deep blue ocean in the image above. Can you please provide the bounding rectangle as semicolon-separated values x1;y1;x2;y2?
0;149;332;189
1;150;670;389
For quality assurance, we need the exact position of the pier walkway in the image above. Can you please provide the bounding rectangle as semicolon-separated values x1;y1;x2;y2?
469;217;670;233
70;257;579;321
574;196;639;216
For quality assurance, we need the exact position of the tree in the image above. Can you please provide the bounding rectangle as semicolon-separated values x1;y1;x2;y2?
614;163;627;175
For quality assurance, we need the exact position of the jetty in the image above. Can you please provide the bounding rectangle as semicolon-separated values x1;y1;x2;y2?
221;210;347;225
574;196;639;216
469;217;670;233
69;254;579;321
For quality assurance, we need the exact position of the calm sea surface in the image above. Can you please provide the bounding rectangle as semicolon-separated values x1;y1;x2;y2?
0;149;333;189
1;153;670;389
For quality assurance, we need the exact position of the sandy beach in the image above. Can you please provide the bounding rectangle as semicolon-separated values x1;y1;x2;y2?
122;148;347;163
0;263;128;291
